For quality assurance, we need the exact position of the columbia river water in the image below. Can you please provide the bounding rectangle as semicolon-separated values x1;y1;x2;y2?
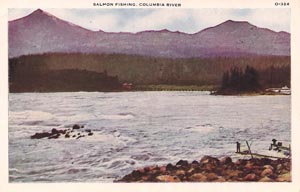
9;91;290;182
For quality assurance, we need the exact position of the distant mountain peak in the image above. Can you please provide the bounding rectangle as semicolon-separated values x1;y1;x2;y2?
197;19;257;35
8;10;290;58
30;8;55;18
16;8;91;32
220;20;252;26
159;29;171;32
33;8;44;13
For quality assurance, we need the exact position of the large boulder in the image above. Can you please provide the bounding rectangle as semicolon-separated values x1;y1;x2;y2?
243;173;257;181
189;173;207;182
72;124;80;129
200;156;220;166
261;168;273;177
206;173;219;181
176;160;189;167
276;172;291;182
220;156;232;165
259;176;274;182
166;163;176;171
30;132;50;139
156;175;180;182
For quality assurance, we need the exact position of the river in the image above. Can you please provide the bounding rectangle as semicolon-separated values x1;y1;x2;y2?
8;91;290;182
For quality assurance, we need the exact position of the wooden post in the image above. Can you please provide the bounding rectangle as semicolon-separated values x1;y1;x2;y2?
246;141;253;159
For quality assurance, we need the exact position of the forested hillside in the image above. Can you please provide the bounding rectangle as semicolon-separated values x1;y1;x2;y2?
9;53;290;92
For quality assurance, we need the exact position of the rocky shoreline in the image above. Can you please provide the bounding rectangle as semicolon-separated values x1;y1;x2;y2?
116;156;291;182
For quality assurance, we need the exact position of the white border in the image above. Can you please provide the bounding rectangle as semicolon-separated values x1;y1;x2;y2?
1;0;300;192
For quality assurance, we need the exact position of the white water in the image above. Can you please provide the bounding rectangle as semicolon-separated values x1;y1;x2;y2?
9;91;290;182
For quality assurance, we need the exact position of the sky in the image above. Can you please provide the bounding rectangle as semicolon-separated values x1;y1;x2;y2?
8;8;290;33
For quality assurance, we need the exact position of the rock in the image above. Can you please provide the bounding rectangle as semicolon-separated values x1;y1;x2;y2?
65;134;70;138
131;170;143;178
276;172;291;182
166;163;175;171
189;173;207;182
261;158;272;165
81;125;84;128
206;173;219;181
51;128;59;134
176;170;185;176
263;165;274;170
243;173;257;181
191;160;199;166
176;160;189;167
76;135;84;139
116;156;291;182
73;124;80;129
280;169;289;174
235;159;248;166
77;133;81;135
215;177;226;182
72;135;76;138
156;175;180;182
143;167;150;173
200;156;220;166
220;156;232;164
259;176;273;182
85;129;91;133
160;166;166;173
225;170;242;178
204;163;215;172
48;134;60;139
245;162;254;169
283;162;290;170
261;168;273;177
187;168;195;174
88;132;93;136
30;132;50;139
137;168;145;174
276;164;282;171
141;175;150;181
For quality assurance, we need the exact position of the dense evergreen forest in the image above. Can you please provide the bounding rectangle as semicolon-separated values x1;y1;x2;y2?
217;66;261;94
9;53;290;92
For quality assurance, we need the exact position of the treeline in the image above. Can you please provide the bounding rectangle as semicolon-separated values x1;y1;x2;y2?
9;53;290;92
9;68;121;92
259;65;290;88
217;66;261;94
216;64;291;94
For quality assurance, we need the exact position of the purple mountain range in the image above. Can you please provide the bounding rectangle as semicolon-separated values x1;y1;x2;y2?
9;9;290;58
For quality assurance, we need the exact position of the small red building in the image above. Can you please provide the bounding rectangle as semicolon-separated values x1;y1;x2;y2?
122;83;133;91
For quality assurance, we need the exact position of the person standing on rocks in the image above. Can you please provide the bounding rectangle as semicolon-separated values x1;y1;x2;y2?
236;142;241;153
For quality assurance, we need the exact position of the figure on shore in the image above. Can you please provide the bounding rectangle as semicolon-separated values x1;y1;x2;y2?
236;142;241;153
269;139;277;150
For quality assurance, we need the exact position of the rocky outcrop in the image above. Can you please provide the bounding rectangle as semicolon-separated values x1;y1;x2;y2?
116;156;291;182
30;124;94;139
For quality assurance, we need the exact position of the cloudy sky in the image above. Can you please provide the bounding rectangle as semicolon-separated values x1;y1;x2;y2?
9;8;290;33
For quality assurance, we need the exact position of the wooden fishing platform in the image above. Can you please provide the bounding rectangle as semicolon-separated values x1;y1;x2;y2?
235;140;291;159
236;151;286;159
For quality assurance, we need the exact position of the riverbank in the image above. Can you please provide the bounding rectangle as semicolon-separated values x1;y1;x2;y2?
134;85;216;91
211;90;290;96
116;156;291;182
